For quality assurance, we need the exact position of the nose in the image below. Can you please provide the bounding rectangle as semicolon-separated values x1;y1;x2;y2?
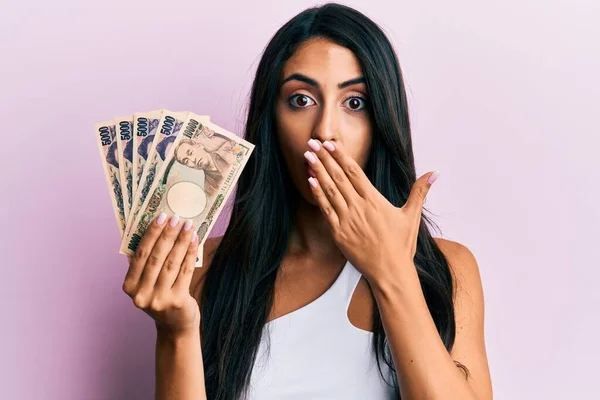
311;103;339;144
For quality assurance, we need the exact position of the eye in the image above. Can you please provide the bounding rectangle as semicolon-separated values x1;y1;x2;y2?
289;94;316;108
343;97;367;111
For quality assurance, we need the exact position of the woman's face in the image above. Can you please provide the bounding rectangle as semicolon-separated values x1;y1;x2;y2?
275;37;373;205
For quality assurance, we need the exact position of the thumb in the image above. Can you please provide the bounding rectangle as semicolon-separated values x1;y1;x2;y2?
404;170;440;214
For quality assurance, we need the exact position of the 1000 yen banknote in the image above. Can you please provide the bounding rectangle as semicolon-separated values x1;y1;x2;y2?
121;120;254;266
132;109;163;197
94;120;126;237
115;116;134;220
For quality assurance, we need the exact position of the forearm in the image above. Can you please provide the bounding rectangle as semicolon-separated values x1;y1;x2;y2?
155;326;207;400
371;266;478;400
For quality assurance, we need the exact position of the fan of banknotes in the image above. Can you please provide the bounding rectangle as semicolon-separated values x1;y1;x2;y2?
94;109;255;267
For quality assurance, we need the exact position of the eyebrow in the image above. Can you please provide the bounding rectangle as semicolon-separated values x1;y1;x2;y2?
281;73;365;89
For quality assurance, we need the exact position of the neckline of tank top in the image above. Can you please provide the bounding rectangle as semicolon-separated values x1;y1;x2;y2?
264;259;352;327
264;260;375;336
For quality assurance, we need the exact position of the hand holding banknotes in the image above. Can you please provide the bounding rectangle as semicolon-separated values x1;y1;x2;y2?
121;213;201;336
94;109;254;268
95;109;253;333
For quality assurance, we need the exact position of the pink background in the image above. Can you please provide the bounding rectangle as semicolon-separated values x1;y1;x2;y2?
2;0;598;398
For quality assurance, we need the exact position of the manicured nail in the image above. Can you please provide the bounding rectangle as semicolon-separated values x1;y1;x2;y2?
304;151;317;164
183;219;193;232
156;212;167;225
323;141;335;152
308;177;318;189
169;214;180;227
427;171;440;185
308;139;320;151
191;231;198;242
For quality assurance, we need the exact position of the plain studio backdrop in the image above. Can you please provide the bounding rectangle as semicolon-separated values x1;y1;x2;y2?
1;0;598;398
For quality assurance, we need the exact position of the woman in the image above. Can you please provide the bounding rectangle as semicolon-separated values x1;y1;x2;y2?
121;3;493;399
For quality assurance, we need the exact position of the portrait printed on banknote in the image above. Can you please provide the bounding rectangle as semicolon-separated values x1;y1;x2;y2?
159;127;238;213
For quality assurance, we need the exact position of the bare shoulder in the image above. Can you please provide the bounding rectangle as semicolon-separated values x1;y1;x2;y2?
433;238;486;331
433;237;476;265
433;238;482;298
189;235;225;302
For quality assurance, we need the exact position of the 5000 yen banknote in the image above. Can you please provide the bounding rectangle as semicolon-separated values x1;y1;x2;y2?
94;120;126;237
132;109;162;197
121;120;254;266
115;116;134;220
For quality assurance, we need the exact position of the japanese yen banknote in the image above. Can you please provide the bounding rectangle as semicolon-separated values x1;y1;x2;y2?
94;110;254;267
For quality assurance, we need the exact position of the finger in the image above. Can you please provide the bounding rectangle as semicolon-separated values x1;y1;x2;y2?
155;219;195;293
124;212;169;286
320;140;372;198
137;214;184;294
305;149;348;215
307;176;341;229
404;171;440;217
308;139;361;206
172;231;200;294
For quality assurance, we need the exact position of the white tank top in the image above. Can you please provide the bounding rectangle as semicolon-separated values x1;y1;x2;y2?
242;260;397;399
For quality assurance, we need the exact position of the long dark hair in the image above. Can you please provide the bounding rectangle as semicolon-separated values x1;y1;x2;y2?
200;4;467;399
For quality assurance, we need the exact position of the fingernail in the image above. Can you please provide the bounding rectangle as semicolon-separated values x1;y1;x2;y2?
156;212;167;225
169;214;180;227
191;231;198;242
427;171;440;185
308;177;318;189
304;151;317;164
323;141;335;152
308;139;320;151
183;219;193;232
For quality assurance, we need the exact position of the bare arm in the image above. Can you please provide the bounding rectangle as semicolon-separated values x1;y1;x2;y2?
155;326;206;400
370;239;492;400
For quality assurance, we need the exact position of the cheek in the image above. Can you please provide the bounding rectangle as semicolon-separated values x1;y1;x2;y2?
340;115;372;168
275;103;314;151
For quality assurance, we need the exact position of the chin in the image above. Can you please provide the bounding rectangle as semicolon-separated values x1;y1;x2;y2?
300;189;319;206
290;173;319;207
300;180;322;207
